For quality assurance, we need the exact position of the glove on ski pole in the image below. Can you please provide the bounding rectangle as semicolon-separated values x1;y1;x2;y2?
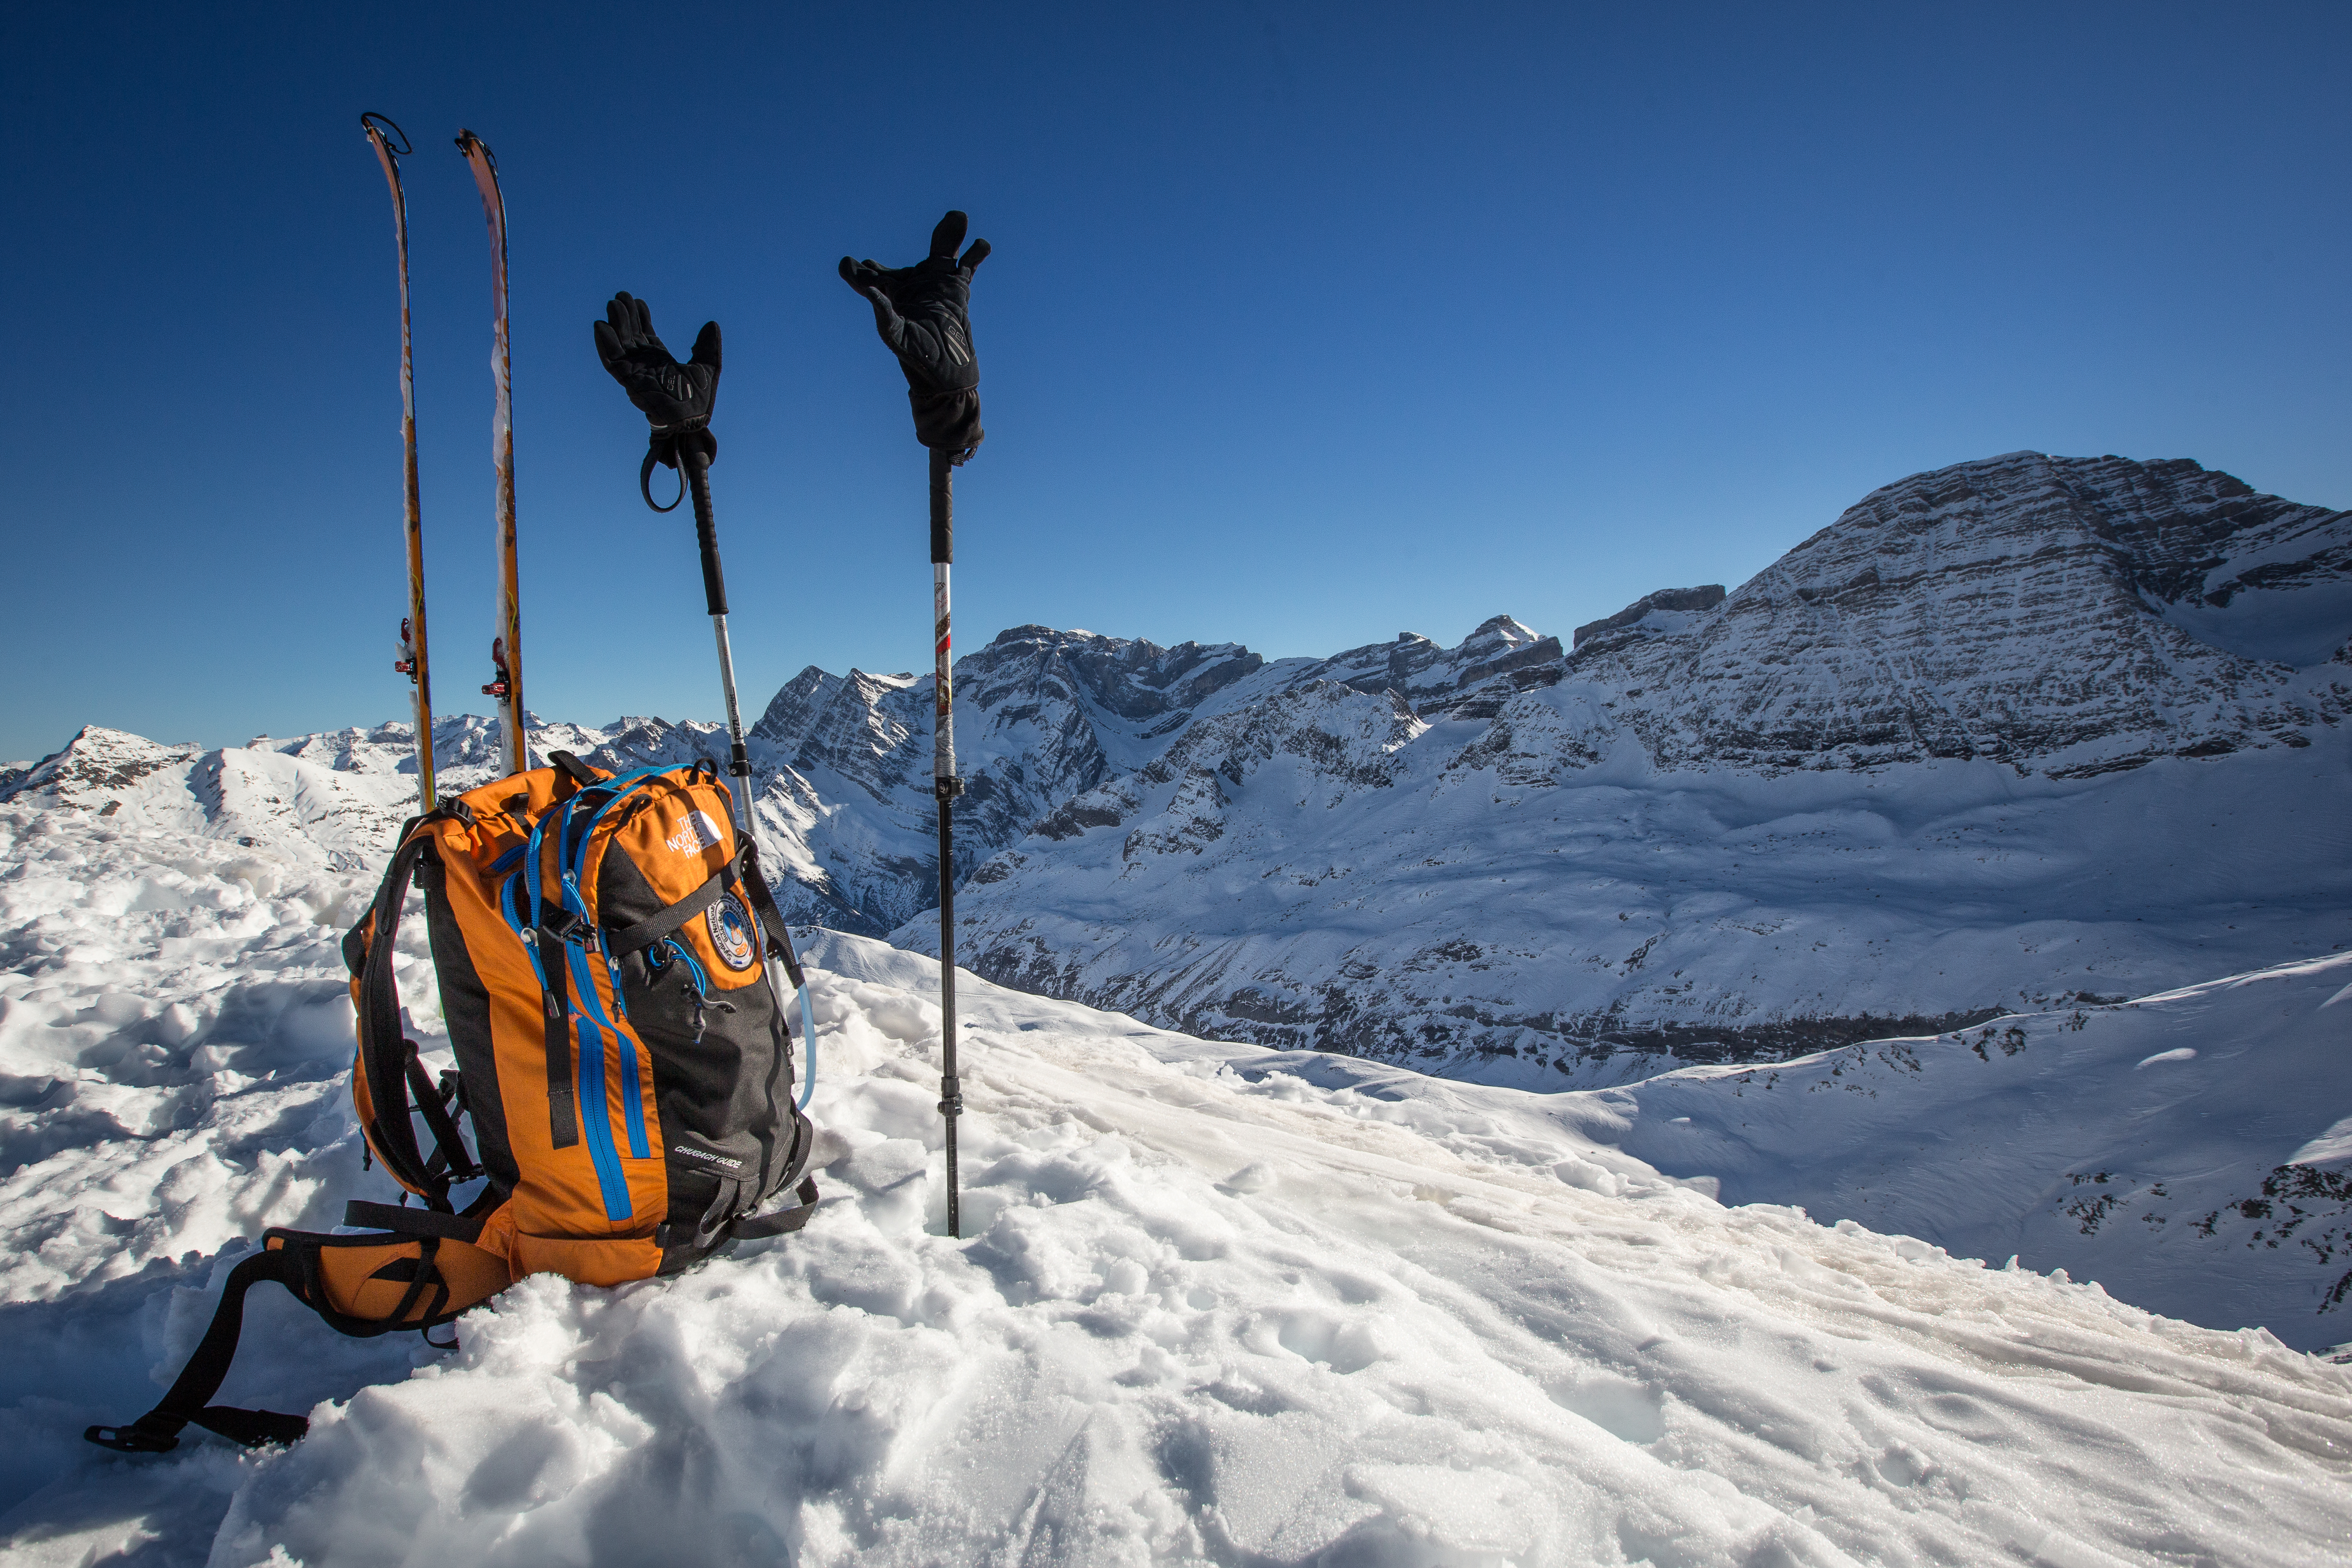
593;291;722;511
838;210;990;461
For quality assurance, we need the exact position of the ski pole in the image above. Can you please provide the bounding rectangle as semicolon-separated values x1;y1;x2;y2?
930;447;964;1236
455;129;528;779
678;443;752;826
361;113;436;812
838;212;989;1237
593;294;818;1112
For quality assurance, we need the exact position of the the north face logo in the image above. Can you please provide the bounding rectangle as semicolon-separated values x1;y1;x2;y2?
665;811;726;856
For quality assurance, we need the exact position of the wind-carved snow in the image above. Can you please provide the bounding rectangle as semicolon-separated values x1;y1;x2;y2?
1591;951;2352;1344
0;807;2347;1565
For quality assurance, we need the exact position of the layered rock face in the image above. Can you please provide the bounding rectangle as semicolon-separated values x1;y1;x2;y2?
1562;453;2352;777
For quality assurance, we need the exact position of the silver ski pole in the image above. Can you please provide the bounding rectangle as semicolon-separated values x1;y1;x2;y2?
679;443;818;1111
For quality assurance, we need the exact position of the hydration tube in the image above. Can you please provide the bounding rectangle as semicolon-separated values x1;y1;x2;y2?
795;979;816;1111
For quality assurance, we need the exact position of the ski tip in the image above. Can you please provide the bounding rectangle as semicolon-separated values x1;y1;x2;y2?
361;112;411;155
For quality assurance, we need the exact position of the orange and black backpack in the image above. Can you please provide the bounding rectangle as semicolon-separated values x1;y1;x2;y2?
87;753;820;1453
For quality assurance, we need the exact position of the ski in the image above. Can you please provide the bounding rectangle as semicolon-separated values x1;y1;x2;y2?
361;113;436;811
455;128;529;778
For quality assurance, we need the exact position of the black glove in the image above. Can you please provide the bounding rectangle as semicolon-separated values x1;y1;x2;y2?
594;293;720;505
838;210;990;459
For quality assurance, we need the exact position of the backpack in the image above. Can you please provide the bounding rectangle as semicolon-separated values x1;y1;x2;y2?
86;753;820;1453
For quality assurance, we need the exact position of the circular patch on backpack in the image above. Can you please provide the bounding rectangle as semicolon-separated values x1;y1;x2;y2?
705;891;758;972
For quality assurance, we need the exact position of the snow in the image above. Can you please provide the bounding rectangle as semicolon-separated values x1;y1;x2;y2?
3;806;2350;1564
932;695;2352;1083
1590;951;2352;1350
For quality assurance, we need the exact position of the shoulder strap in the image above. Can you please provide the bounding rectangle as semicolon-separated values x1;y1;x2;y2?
84;1248;310;1452
342;1200;486;1243
735;840;807;989
351;832;441;1199
349;810;482;1205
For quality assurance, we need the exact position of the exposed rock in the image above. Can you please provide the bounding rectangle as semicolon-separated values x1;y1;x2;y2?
1573;585;1726;648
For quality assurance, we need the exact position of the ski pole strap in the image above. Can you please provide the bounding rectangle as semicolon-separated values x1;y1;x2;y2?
84;1248;311;1454
640;447;685;513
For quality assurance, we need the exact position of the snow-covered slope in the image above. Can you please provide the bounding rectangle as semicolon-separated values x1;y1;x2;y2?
2;807;2347;1566
1589;950;2352;1349
927;694;2352;1085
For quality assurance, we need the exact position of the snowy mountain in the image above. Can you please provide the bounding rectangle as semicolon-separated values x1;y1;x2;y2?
10;452;2348;1092
924;452;2352;1079
1;802;2345;1564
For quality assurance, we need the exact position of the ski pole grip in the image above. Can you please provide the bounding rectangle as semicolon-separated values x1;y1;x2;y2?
929;448;953;565
683;447;728;616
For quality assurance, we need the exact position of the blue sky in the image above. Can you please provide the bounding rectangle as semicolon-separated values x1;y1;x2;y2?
2;2;2346;763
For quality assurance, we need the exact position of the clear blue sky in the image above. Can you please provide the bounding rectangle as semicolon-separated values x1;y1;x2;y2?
2;2;2346;763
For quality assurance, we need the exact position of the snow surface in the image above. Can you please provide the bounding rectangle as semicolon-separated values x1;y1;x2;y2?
1594;952;2352;1348
2;806;2349;1565
926;698;2352;1082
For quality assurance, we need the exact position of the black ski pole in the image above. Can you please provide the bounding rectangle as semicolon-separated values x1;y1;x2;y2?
679;441;752;805
838;211;990;1237
930;446;963;1237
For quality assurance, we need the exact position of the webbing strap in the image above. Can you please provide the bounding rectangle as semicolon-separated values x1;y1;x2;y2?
403;1049;478;1192
736;841;807;989
731;1177;823;1240
353;830;443;1199
83;1250;310;1453
342;1201;486;1242
605;848;743;957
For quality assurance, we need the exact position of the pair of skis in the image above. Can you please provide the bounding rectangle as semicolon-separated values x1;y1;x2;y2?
360;114;529;807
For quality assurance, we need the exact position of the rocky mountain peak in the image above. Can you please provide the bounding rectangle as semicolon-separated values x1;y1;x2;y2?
1573;585;1726;649
1565;453;2352;776
3;726;202;812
